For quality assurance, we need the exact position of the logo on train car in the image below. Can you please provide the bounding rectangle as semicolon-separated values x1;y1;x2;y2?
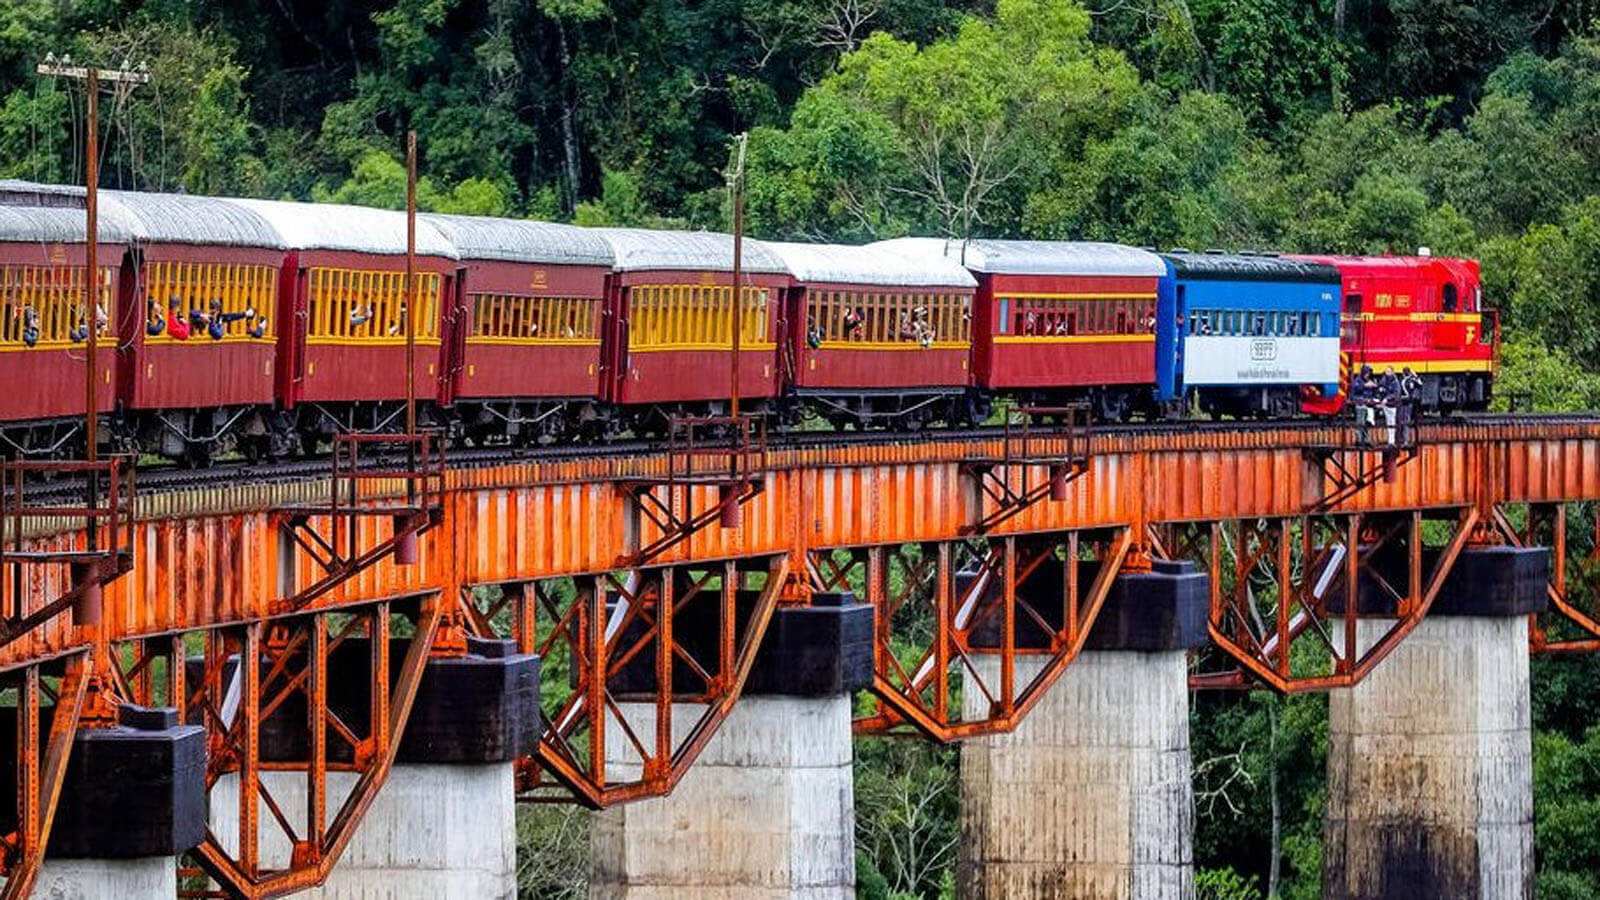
531;269;548;289
48;243;66;265
1250;339;1277;361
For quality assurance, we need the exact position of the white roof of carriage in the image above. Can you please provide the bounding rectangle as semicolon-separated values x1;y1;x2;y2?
0;203;139;244
221;197;456;258
874;237;1168;278
0;180;286;248
763;241;975;288
421;213;613;266
111;192;286;248
587;228;787;275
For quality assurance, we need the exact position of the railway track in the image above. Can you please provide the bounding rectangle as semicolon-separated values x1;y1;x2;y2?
5;411;1598;506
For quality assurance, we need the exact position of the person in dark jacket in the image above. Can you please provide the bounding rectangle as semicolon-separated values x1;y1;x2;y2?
1378;367;1402;445
1397;367;1422;445
17;305;38;348
1352;365;1376;445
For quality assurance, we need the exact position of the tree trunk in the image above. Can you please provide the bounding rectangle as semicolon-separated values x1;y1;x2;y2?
556;21;582;215
1268;701;1282;898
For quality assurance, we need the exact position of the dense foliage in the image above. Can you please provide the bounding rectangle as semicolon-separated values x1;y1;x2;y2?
6;2;1600;896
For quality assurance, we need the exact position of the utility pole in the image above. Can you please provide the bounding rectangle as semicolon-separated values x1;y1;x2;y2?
405;130;418;440
36;54;148;710
36;55;148;548
727;132;749;421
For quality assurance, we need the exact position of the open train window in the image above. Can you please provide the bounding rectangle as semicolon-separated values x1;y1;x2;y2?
1442;283;1458;313
0;264;115;348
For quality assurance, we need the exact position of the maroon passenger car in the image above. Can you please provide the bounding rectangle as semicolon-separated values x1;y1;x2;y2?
589;229;789;428
421;213;615;443
765;241;978;428
0;204;130;456
879;238;1168;420
227;199;458;443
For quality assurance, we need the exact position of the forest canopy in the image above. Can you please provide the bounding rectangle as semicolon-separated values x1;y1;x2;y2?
3;0;1599;398
4;3;1600;896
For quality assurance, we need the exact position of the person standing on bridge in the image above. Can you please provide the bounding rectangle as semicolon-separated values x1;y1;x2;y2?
1397;367;1422;445
1353;365;1376;446
1378;366;1402;446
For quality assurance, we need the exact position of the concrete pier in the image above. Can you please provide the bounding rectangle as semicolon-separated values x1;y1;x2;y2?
591;694;857;899
34;704;205;899
589;596;873;899
958;560;1208;900
211;763;517;899
1323;545;1546;900
35;858;177;899
209;637;538;899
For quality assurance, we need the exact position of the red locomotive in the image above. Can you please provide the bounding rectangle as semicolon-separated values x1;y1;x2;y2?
1289;254;1496;411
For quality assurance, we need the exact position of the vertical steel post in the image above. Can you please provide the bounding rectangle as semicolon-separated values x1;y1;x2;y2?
1342;515;1360;674
1277;520;1292;678
934;543;951;722
239;624;262;877
1065;532;1079;639
1001;537;1015;717
727;133;748;421
405;130;418;442
588;577;607;788
84;67;98;474
655;570;673;776
308;615;328;852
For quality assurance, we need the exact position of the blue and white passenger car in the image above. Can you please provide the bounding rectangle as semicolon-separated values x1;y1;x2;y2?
1156;252;1342;418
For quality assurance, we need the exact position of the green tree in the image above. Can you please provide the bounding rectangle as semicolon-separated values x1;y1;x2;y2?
749;0;1141;239
1029;89;1289;248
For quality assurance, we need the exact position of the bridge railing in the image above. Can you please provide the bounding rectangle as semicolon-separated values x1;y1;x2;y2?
0;456;135;644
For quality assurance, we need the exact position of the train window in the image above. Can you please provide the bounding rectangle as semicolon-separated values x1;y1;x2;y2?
809;289;970;347
306;267;440;343
628;284;770;350
0;264;116;348
999;296;1155;338
470;294;599;343
144;261;276;343
1442;283;1459;313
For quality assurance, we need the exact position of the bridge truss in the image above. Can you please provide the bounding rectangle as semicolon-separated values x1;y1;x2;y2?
0;416;1597;896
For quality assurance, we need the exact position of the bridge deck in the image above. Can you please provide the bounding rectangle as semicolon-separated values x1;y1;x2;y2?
2;415;1597;671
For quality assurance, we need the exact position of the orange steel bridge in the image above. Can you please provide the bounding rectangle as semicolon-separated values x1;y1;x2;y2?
0;416;1598;897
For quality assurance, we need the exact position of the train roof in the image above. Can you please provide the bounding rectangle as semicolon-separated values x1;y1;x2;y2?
0;203;139;245
0;180;292;250
587;228;788;275
763;241;975;289
1287;253;1480;278
873;237;1168;277
0;179;89;209
225;198;456;258
107;191;287;249
420;213;614;267
1163;252;1340;283
0;180;282;248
